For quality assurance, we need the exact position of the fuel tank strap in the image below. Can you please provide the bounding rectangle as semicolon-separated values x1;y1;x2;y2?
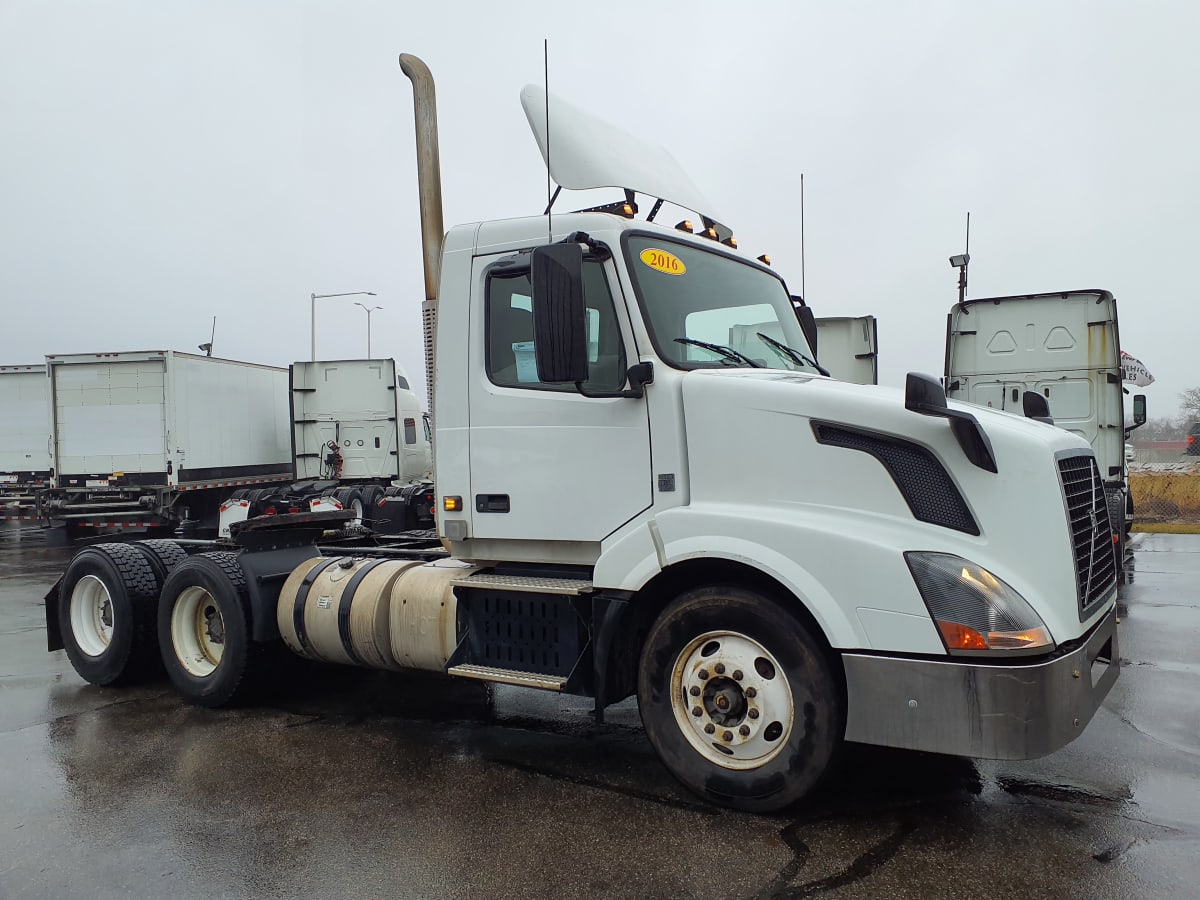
293;558;341;654
337;559;391;666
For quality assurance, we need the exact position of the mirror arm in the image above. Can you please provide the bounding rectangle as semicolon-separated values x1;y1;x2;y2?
576;362;654;399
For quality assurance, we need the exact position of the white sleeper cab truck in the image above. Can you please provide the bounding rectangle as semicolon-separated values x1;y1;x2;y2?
217;358;432;536
43;56;1119;813
0;364;52;520
945;290;1146;574
39;350;292;538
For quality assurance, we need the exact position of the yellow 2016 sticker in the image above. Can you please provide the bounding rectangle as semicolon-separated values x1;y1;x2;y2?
639;248;686;276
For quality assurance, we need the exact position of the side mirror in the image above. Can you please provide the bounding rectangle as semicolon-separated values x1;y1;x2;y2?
793;298;818;354
905;372;998;473
1132;394;1147;428
1022;391;1053;424
530;243;588;384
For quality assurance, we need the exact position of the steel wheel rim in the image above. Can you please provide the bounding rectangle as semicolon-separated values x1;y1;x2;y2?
350;497;363;525
69;575;115;657
171;586;225;677
669;630;794;770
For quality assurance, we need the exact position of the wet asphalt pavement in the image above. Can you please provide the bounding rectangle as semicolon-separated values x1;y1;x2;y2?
1;527;1197;899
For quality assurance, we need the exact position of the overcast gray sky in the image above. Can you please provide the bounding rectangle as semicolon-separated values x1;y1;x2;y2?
1;1;1195;416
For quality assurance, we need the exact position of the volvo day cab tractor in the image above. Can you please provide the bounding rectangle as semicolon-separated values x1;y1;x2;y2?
945;290;1147;575
43;55;1120;813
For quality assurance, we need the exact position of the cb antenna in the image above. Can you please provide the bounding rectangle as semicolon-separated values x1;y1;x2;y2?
544;38;552;245
800;173;806;300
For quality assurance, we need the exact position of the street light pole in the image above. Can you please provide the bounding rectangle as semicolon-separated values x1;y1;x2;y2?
354;302;383;357
310;291;377;360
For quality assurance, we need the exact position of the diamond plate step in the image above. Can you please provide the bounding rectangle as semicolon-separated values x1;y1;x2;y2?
446;664;567;691
450;572;593;595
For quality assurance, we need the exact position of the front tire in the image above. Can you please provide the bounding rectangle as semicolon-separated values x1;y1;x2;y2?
638;585;843;812
58;543;161;686
157;551;263;708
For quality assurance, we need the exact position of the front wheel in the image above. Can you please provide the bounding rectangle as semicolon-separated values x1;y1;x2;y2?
638;585;843;812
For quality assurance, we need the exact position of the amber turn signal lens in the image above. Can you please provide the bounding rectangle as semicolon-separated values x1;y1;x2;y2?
936;620;989;651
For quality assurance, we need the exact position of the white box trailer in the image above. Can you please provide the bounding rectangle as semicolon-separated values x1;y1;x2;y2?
0;364;52;517
730;315;879;385
41;350;292;534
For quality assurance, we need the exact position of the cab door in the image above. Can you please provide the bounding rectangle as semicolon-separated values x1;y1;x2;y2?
465;251;652;545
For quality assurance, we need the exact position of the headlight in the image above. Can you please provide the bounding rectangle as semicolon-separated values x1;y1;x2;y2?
905;551;1055;656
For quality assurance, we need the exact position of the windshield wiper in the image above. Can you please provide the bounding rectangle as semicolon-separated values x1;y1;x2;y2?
756;332;831;376
674;337;762;368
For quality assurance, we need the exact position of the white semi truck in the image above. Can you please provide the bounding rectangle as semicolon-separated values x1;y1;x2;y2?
217;358;432;535
38;350;292;538
0;364;52;520
43;56;1120;813
945;290;1146;574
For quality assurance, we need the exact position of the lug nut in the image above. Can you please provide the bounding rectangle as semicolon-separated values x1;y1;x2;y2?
692;706;703;717
689;685;700;696
723;730;733;741
732;669;743;681
739;725;750;736
704;723;715;734
748;708;760;719
698;669;709;680
714;663;726;675
746;687;757;699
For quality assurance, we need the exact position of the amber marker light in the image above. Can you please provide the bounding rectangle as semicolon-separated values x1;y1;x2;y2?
443;496;462;512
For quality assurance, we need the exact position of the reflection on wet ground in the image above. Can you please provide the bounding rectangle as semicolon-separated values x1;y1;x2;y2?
2;526;1198;898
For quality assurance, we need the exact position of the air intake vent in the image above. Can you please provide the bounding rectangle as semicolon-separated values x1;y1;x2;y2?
1057;453;1118;618
812;422;979;535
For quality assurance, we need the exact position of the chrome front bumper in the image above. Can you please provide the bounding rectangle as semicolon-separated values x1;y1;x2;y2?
842;606;1119;760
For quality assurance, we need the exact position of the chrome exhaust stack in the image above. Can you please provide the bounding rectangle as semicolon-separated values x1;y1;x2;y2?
399;53;444;408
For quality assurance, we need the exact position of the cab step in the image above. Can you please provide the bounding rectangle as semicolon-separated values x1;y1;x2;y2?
446;663;567;691
450;572;593;595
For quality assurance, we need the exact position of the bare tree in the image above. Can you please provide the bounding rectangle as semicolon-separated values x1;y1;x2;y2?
1181;387;1200;422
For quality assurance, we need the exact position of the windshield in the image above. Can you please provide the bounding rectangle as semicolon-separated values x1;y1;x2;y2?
624;234;818;372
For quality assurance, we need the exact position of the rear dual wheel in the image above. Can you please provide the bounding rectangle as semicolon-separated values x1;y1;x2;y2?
157;551;264;708
638;585;843;812
58;543;162;686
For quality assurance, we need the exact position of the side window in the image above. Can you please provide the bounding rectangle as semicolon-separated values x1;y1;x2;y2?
422;414;431;443
403;417;417;445
486;259;626;391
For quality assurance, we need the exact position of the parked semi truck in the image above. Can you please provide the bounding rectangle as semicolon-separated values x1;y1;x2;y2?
217;358;432;536
0;364;52;520
38;350;292;537
43;56;1120;813
945;290;1146;574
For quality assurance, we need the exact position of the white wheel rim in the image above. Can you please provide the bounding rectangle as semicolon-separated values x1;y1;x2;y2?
69;575;115;657
350;498;363;525
670;630;794;770
171;586;225;677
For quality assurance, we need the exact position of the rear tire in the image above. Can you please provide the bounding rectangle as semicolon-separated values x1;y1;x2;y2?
133;539;189;585
158;551;263;708
333;487;364;525
638;585;843;813
360;485;385;520
58;543;161;686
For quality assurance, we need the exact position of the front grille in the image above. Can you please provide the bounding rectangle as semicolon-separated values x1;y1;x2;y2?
1057;453;1118;618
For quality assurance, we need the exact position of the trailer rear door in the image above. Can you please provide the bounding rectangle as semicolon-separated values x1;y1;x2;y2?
51;359;168;479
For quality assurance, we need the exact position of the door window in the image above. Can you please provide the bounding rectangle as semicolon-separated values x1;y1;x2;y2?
485;260;626;391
